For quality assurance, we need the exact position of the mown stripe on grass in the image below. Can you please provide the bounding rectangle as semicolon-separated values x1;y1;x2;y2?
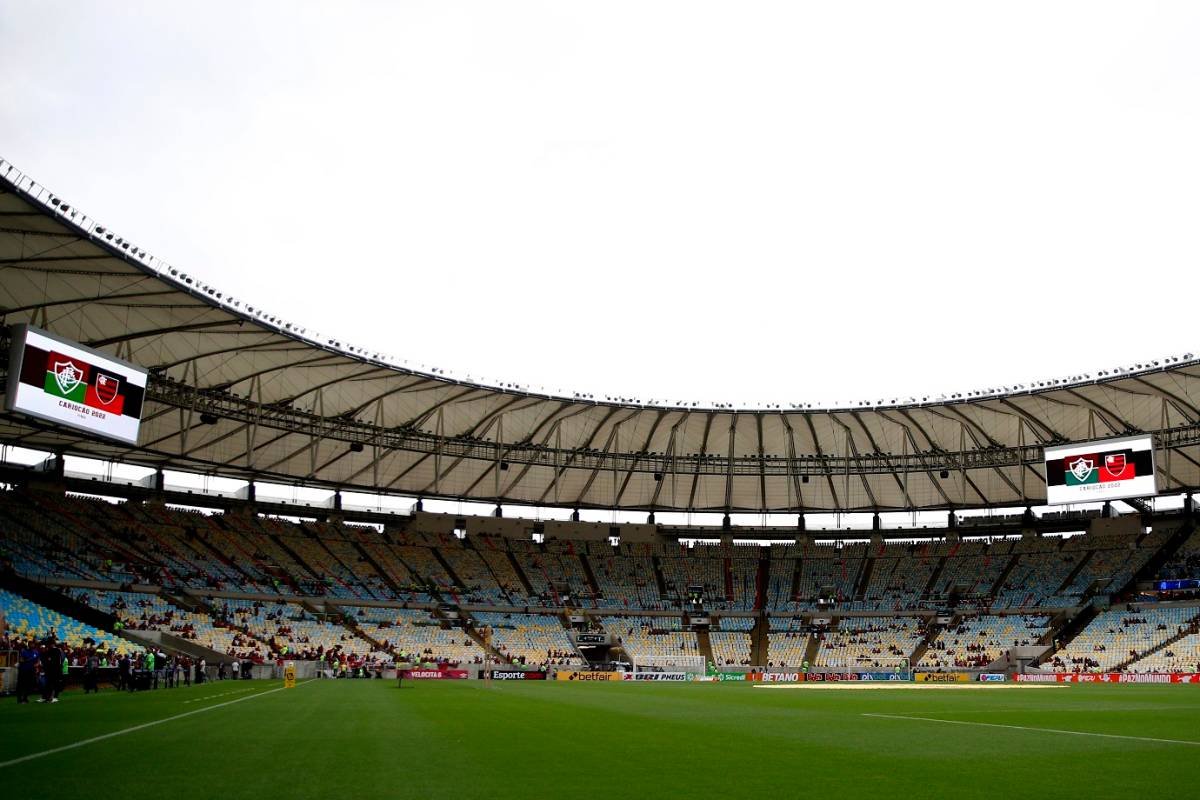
863;713;1200;746
182;687;260;704
0;680;312;769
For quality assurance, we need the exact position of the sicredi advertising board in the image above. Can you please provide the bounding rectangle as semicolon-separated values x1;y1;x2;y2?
5;324;148;445
1043;435;1156;505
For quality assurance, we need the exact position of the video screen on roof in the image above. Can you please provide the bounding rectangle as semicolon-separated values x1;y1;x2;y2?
1043;435;1157;505
5;324;148;445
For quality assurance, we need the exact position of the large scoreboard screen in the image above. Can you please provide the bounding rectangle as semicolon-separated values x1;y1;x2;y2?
5;324;148;445
1043;435;1157;505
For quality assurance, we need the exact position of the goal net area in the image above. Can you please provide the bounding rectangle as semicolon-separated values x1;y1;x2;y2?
632;655;707;675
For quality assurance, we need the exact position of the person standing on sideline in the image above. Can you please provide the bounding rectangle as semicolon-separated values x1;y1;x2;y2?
231;659;240;681
59;648;70;697
40;639;63;703
16;639;39;704
146;649;157;690
117;653;130;691
83;649;100;694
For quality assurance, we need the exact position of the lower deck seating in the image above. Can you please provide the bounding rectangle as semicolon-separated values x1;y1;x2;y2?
0;588;139;656
814;617;925;670
920;614;1050;670
1046;606;1200;672
766;632;809;668
709;631;752;667
352;608;483;665
473;612;582;667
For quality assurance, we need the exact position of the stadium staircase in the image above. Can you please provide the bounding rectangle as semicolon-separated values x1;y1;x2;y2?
982;644;1052;674
1045;604;1101;660
853;556;875;601
336;608;396;658
1055;550;1096;597
651;555;669;598
755;557;768;610
353;542;404;596
989;554;1022;597
183;527;255;590
908;615;951;667
696;626;714;667
317;536;372;598
1115;610;1200;671
461;614;511;665
922;556;949;599
184;594;276;652
788;557;803;605
578;553;602;599
558;614;592;663
119;626;232;665
802;633;821;666
270;534;323;589
749;616;768;666
431;548;463;588
505;552;536;599
1034;610;1072;650
724;557;734;604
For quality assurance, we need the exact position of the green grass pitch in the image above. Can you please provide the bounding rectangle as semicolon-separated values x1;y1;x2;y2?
4;680;1200;798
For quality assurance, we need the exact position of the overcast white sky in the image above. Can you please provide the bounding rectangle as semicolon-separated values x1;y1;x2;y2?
2;1;1197;408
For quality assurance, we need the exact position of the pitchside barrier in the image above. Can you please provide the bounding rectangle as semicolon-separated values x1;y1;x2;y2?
401;668;470;680
1015;673;1200;683
484;670;547;681
623;671;688;681
748;671;911;682
914;672;971;683
555;670;623;681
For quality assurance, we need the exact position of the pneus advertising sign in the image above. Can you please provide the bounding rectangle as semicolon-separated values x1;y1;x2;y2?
6;324;148;445
623;672;688;682
1043;436;1157;505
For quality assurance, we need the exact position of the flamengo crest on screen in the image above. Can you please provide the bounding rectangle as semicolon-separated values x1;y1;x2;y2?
1043;436;1157;505
5;324;147;445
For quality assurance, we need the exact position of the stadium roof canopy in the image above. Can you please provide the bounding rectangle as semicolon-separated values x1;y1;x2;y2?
2;159;1199;514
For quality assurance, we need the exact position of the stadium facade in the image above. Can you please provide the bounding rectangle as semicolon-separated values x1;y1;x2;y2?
2;157;1200;689
2;157;1199;516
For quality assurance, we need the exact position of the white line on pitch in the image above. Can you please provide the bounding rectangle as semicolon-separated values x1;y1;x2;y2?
182;687;259;704
862;713;1200;746
0;680;314;769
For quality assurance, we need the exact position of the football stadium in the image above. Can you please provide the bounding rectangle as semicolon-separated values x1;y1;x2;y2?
4;6;1200;799
1;155;1199;796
